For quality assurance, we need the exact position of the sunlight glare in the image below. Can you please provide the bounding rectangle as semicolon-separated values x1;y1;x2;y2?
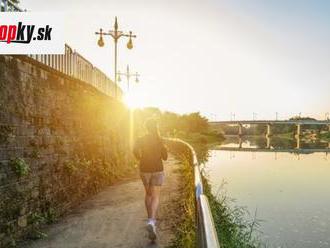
124;91;143;109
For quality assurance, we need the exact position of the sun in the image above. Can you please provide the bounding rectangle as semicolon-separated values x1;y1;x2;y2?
123;91;143;109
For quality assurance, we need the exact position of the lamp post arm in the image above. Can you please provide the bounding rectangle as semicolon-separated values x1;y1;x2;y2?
122;34;137;38
95;31;113;36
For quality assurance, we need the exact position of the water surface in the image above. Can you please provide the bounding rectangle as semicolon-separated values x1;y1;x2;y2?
206;137;330;247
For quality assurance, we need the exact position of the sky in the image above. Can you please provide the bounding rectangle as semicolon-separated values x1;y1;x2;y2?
20;0;330;120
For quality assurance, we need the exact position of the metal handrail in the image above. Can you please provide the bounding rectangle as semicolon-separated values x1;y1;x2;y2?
166;138;220;248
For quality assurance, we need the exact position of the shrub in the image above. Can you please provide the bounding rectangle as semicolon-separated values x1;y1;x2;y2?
9;158;29;177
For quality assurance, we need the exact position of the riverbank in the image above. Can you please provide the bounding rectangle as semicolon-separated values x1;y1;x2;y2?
202;176;263;248
320;131;330;141
194;140;263;247
175;131;225;145
167;138;263;248
167;156;196;248
165;140;196;248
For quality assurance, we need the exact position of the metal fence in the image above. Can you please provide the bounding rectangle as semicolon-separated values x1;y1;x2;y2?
0;1;122;99
0;0;22;12
167;138;220;248
27;45;122;99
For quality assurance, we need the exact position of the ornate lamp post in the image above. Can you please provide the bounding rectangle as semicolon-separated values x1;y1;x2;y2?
117;65;140;92
95;17;136;99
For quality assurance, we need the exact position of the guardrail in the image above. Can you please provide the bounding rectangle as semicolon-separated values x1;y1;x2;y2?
166;138;220;248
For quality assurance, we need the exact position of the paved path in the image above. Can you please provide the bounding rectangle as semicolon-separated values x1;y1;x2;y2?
25;156;181;248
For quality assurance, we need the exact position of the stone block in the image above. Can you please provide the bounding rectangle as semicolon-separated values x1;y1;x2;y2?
31;189;39;199
17;215;27;227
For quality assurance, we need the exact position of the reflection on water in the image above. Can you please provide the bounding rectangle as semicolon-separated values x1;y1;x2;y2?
219;136;330;151
206;137;330;248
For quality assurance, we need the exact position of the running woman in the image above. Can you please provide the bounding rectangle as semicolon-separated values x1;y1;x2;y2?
133;119;168;241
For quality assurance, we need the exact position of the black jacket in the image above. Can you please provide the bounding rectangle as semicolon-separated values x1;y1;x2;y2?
133;134;168;173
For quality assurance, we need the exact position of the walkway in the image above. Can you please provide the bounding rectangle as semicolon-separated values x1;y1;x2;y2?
25;156;181;248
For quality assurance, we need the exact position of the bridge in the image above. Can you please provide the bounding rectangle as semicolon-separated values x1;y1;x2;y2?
214;146;330;154
210;120;330;137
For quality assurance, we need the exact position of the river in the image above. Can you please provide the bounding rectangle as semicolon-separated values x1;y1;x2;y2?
206;136;330;248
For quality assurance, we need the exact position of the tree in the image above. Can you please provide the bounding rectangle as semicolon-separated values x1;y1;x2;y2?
133;108;210;136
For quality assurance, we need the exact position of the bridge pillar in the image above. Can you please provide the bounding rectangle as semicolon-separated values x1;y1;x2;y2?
238;123;243;137
238;137;242;149
266;124;272;138
296;124;301;137
296;135;301;149
266;136;271;149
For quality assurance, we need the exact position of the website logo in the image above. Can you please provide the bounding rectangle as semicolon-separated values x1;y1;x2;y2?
0;12;64;54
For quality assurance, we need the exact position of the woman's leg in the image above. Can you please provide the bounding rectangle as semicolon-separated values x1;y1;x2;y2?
145;174;163;240
149;186;161;220
143;185;152;219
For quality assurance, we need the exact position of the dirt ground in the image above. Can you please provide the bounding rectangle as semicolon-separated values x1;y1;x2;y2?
24;156;181;248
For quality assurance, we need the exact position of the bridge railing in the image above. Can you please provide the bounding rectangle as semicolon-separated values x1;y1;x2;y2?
166;138;220;248
1;2;123;100
210;120;330;125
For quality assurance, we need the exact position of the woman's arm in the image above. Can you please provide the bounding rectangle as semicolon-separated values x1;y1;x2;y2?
160;142;168;161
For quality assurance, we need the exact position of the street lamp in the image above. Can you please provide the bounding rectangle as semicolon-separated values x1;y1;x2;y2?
117;65;140;92
95;17;136;99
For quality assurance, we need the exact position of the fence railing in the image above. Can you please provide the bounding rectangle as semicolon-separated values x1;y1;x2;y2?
166;138;220;248
26;45;122;99
0;0;22;12
1;1;122;99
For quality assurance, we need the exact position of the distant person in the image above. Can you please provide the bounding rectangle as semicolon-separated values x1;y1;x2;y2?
133;119;168;241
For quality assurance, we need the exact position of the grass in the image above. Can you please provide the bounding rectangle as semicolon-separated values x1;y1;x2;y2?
203;177;264;248
175;130;225;146
271;133;294;139
167;156;196;248
320;131;330;141
167;138;264;248
165;140;196;248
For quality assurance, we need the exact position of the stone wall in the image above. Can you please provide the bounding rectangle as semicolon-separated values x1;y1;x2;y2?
0;55;134;247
